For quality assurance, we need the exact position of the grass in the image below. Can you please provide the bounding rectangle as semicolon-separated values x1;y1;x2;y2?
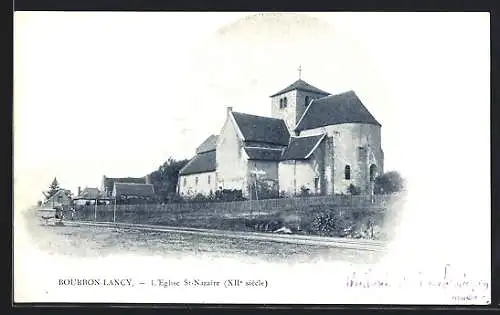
70;202;392;241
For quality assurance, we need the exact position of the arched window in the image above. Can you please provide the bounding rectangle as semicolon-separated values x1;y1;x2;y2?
283;97;288;108
370;164;377;181
305;96;310;107
195;177;199;186
279;98;283;108
345;165;351;180
183;178;187;186
208;175;211;184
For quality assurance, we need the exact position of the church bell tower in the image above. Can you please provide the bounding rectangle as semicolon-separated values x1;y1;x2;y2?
270;67;330;132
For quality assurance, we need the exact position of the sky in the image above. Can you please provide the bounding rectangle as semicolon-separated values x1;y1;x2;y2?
13;12;491;303
14;12;489;211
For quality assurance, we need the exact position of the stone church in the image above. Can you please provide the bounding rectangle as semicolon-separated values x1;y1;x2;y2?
178;76;384;198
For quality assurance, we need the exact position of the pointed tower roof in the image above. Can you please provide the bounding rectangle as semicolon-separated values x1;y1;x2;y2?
270;79;330;97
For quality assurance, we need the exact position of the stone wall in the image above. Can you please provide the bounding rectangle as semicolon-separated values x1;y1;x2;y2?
178;171;217;197
215;114;249;193
278;140;326;196
300;123;383;194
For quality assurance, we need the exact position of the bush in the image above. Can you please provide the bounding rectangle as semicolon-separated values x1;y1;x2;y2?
310;211;350;237
298;186;311;197
215;189;246;202
167;192;185;203
374;171;405;195
347;184;361;195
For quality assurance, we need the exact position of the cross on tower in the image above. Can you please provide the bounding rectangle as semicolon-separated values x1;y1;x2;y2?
298;65;302;79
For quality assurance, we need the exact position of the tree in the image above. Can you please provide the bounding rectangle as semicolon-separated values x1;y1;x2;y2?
149;157;189;202
374;171;405;195
43;177;61;200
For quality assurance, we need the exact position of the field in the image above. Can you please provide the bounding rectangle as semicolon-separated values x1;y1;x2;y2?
67;194;406;241
25;214;383;264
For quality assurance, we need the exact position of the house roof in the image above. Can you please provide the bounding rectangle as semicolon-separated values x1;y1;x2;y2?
281;134;326;160
79;187;100;199
196;135;218;154
179;150;216;176
113;183;155;197
232;112;290;145
295;91;381;131
270;79;330;97
244;147;283;161
103;176;146;192
44;189;71;203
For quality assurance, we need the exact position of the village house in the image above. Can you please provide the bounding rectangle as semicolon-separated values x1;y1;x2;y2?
112;182;156;202
73;187;111;206
101;175;151;197
178;76;384;198
43;189;73;208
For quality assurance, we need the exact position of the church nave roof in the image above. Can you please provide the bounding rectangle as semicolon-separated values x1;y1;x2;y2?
295;90;381;131
281;134;326;161
231;112;290;146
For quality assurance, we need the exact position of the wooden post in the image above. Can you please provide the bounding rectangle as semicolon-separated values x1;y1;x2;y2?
94;198;97;221
113;198;117;223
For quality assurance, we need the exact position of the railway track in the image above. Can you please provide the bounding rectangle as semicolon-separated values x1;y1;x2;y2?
62;220;388;252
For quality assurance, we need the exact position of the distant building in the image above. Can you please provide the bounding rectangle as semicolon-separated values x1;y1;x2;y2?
73;187;110;206
77;187;101;199
43;189;72;208
101;175;152;197
112;182;156;202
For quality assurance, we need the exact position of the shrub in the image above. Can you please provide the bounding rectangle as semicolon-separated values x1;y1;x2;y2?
374;171;405;195
215;189;246;202
347;184;361;195
310;211;350;237
167;192;185;204
298;186;311;197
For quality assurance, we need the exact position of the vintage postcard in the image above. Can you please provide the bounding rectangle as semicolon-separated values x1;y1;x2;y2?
13;12;491;305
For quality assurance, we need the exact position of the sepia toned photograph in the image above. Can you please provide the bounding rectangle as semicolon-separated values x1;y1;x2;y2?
13;12;490;305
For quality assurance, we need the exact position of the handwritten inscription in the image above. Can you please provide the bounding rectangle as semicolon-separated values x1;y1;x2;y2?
344;264;490;303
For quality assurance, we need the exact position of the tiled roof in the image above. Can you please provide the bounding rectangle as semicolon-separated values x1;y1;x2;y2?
281;134;326;161
244;147;283;161
232;112;290;145
179;150;216;175
103;176;146;193
295;91;381;131
113;183;155;198
196;135;218;154
79;187;100;199
270;79;330;97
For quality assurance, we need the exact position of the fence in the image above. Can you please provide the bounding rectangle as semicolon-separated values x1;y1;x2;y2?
70;194;400;221
65;194;404;239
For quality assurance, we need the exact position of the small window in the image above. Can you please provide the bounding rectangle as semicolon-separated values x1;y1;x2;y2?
314;177;319;191
305;96;310;107
183;178;187;186
345;165;351;180
208;175;211;184
370;164;377;181
279;98;283;108
195;177;199;185
283;97;288;108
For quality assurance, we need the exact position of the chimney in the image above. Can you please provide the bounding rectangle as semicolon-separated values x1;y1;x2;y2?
227;106;233;115
77;186;81;196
